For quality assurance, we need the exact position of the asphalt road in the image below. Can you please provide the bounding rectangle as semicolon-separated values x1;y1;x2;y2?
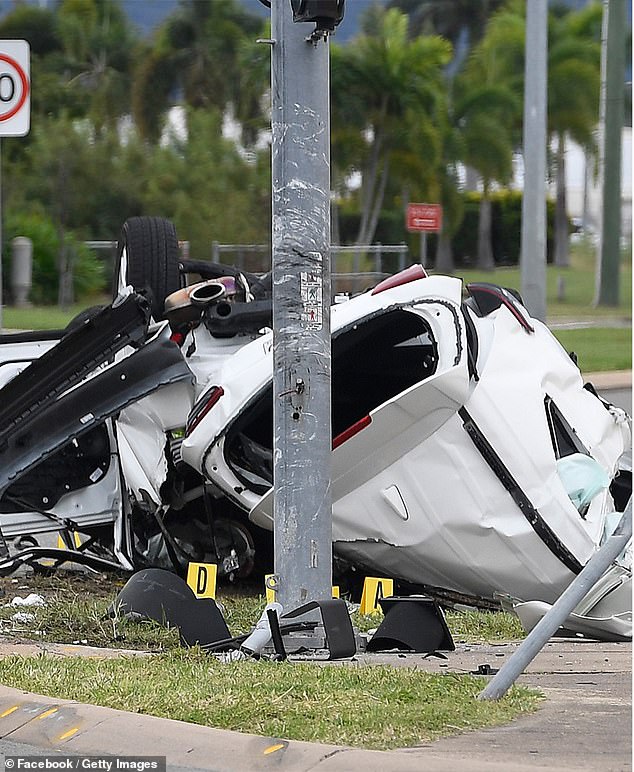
600;386;630;413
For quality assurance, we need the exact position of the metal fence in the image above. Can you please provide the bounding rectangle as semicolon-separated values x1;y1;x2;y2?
211;241;410;295
85;240;411;298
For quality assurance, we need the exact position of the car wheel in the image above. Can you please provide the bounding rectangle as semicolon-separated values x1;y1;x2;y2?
113;216;183;320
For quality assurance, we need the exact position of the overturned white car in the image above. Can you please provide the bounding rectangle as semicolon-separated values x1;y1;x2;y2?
180;266;631;608
0;217;629;627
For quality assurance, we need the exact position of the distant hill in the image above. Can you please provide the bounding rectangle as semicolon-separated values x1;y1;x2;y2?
0;0;627;43
124;0;383;42
0;0;383;42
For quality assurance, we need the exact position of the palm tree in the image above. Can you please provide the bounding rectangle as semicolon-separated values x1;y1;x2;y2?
56;0;136;134
131;0;266;145
472;2;602;268
388;0;506;48
456;5;523;270
548;4;601;266
331;8;451;247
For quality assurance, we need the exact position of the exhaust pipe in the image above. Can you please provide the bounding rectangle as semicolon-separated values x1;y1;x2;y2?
165;278;238;326
189;281;226;305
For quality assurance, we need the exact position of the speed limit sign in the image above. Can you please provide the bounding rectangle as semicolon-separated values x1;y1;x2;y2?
0;40;30;137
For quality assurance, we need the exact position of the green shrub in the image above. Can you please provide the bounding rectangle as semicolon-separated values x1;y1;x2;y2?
450;190;558;267
2;211;105;304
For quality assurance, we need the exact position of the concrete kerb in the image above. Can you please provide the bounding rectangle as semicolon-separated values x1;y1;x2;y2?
583;370;632;390
0;639;629;772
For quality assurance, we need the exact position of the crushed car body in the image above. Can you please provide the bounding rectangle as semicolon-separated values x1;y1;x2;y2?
0;217;629;634
180;269;631;609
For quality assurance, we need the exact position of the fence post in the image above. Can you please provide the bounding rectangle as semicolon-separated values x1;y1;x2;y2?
10;236;32;307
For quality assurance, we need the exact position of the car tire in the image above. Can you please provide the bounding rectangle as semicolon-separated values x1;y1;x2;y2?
113;216;183;320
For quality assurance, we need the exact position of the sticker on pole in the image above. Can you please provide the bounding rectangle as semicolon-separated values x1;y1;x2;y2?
0;40;30;137
300;271;323;330
406;203;442;233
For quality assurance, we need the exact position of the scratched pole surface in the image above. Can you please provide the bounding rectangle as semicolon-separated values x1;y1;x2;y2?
270;1;333;611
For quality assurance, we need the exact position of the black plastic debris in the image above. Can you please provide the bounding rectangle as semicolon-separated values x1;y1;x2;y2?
283;599;357;659
471;664;499;675
107;567;231;647
366;596;455;653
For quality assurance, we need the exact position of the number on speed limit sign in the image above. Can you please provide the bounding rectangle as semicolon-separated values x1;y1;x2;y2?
0;40;30;136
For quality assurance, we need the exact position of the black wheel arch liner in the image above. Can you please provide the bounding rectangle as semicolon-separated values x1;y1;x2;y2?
0;293;152;436
0;332;193;499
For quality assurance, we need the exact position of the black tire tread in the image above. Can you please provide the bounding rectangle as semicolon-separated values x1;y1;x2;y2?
114;216;182;320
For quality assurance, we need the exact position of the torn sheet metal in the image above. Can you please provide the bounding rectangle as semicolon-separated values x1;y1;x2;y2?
0;327;193;498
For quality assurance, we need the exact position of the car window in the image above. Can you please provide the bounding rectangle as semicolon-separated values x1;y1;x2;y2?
225;308;438;490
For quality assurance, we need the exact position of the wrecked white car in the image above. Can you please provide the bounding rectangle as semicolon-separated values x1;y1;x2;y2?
0;217;630;626
180;264;631;610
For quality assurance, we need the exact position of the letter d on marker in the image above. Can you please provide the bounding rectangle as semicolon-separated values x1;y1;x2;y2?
187;561;217;599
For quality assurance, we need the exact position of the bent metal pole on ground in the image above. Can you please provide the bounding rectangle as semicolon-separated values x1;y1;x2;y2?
479;499;632;701
269;1;334;611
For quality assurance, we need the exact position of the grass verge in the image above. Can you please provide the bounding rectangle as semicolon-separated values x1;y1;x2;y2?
0;575;525;651
0;651;540;750
0;573;537;749
553;327;632;373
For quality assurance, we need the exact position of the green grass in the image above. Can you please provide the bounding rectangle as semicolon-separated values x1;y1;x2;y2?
0;575;539;749
454;242;632;322
2;296;110;331
0;652;540;750
0;575;526;651
554;327;632;373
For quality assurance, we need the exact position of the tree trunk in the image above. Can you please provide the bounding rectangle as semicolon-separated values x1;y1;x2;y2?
57;241;75;308
553;132;569;267
476;190;495;271
356;138;381;246
364;157;389;247
356;104;387;247
435;228;454;273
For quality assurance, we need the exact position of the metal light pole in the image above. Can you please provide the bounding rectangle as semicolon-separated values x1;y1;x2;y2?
269;1;335;611
520;0;548;322
595;0;625;307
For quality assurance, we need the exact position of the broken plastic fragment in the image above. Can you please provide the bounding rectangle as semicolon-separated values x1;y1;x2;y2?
10;593;46;608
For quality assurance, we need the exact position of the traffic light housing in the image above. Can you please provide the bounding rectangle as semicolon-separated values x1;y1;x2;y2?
290;0;345;32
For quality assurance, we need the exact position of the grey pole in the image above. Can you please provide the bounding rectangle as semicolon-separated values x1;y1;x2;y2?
479;499;632;701
595;0;625;307
270;0;333;611
0;137;3;331
519;0;548;323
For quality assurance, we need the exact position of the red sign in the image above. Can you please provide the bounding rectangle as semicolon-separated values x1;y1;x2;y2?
406;203;442;233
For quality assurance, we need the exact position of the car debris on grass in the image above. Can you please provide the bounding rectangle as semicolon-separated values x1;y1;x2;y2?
0;216;628;643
